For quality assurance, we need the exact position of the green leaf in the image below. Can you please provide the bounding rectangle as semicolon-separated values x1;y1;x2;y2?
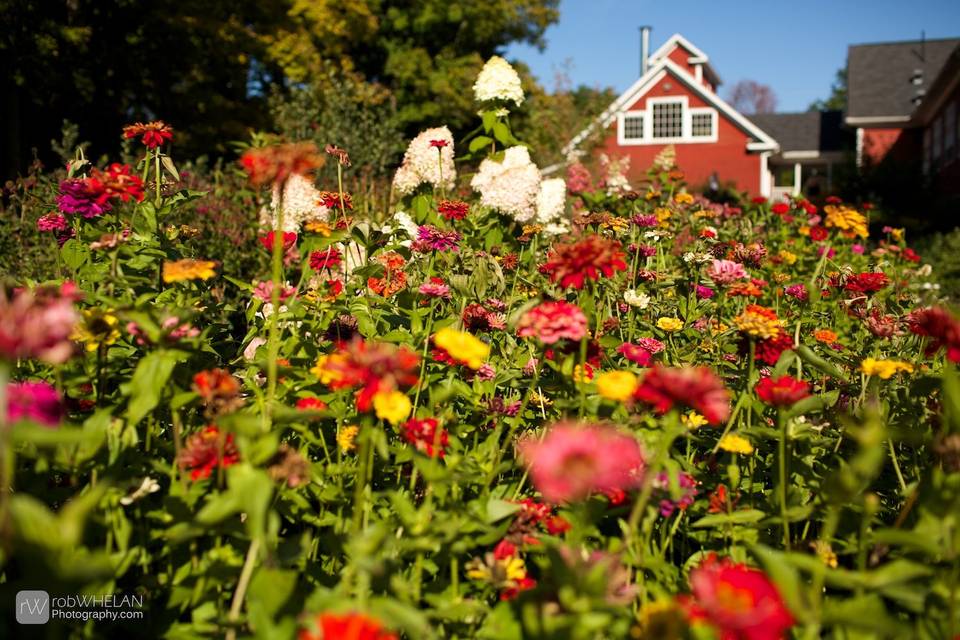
60;239;90;270
127;350;180;426
794;344;847;381
161;155;180;181
481;111;497;133
691;509;766;528
469;136;493;153
486;498;522;523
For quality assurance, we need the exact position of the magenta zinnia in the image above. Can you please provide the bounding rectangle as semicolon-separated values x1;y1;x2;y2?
633;365;731;425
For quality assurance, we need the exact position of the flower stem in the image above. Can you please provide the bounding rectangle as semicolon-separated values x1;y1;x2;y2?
225;537;261;640
265;183;286;430
777;408;791;550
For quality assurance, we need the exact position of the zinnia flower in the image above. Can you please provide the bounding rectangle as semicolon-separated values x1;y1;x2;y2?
402;417;449;458
418;278;451;299
416;225;461;252
542;235;628;289
90;164;145;203
179;426;240;481
844;272;889;294
0;283;79;364
162;259;218;283
755;376;810;406
298;612;397;640
907;307;960;362
438;199;469;220
57;177;112;218
860;358;913;379
707;259;749;286
734;305;782;340
309;247;343;271
516;301;588;344
433;327;490;369
633;365;732;425
684;555;794;640
473;55;525;105
123;121;174;148
823;204;868;239
519;422;646;503
617;343;653;366
657;317;684;332
718;434;754;454
312;338;420;412
71;309;120;352
240;142;325;187
595;371;638;401
6;381;64;427
372;390;412;425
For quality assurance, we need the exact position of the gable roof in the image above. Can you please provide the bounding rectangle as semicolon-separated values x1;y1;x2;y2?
912;44;960;126
647;33;722;86
564;55;778;156
847;37;960;122
747;111;847;153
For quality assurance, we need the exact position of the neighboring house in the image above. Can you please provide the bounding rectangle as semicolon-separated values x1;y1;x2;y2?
846;37;960;174
564;33;780;197
747;111;848;202
909;43;960;194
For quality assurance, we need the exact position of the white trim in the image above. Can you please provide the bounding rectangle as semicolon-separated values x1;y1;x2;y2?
564;58;778;155
782;150;821;159
689;107;718;141
617;110;647;145
616;97;719;145
792;162;802;196
855;127;864;168
845;115;911;125
760;152;771;197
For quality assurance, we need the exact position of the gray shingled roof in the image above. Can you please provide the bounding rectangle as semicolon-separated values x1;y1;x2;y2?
847;38;960;119
747;111;846;153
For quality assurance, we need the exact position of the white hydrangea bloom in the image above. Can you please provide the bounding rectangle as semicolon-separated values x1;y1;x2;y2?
392;126;456;196
470;146;541;222
392;210;420;238
599;153;632;195
260;173;326;232
473;56;524;105
535;178;567;226
543;220;570;237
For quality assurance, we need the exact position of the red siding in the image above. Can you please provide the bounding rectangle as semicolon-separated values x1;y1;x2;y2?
861;128;915;165
595;70;764;194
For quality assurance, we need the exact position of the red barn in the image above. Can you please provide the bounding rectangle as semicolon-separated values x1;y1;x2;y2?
565;33;779;196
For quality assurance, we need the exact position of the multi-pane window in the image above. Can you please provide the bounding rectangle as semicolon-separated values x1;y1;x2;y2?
691;111;714;138
652;101;683;139
623;114;645;140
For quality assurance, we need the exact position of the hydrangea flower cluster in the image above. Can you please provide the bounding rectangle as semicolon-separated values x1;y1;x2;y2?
392;126;457;196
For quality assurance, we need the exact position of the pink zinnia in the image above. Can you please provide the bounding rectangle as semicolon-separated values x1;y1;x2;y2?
633;365;731;425
253;280;296;302
519;422;646;503
37;213;69;232
784;284;808;301
416;225;460;252
516;301;588;344
0;283;79;364
706;259;748;286
418;278;451;299
617;343;652;366
696;285;715;299
636;337;665;354
7;381;63;427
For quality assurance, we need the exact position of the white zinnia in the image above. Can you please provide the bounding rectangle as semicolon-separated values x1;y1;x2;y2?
471;146;541;222
624;290;651;309
392;126;456;196
473;56;524;106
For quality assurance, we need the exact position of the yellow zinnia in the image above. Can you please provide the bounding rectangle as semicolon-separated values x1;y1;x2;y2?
337;425;359;452
311;353;347;385
71;309;121;352
718;434;754;455
162;258;218;283
682;412;709;429
372;390;411;425
595;370;638;401
657;317;684;332
674;192;694;205
861;358;913;379
824;204;868;239
433;327;489;369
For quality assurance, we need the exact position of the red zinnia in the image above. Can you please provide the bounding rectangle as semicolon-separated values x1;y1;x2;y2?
633;365;731;425
90;163;145;203
179;426;240;481
123;120;174;149
318;338;420;411
617;343;653;366
296;397;328;412
770;202;790;215
755;376;810;406
844;272;889;294
429;139;449;148
309;247;343;271
754;333;794;366
809;226;828;241
402;417;449;458
542;235;628;289
907;306;960;362
259;231;298;252
298;612;397;640
438;199;469;220
684;554;794;640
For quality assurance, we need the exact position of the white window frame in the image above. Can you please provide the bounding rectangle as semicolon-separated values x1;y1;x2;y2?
616;95;718;145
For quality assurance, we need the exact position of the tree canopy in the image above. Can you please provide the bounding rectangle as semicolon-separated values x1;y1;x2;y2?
1;0;560;177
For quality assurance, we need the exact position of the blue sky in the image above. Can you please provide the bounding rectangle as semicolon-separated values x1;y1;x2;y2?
505;0;960;112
